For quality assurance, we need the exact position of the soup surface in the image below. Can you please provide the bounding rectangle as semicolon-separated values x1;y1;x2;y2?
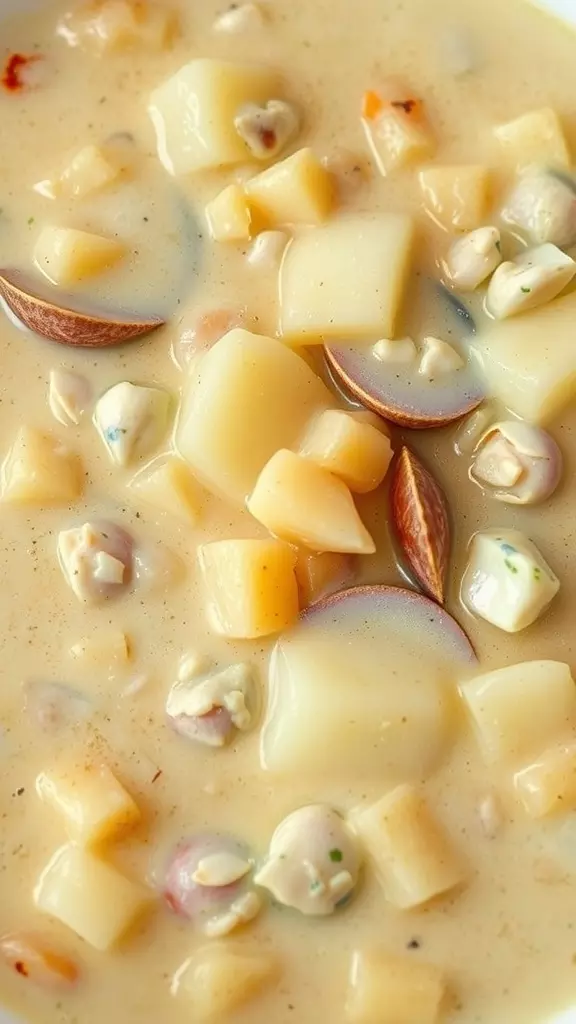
1;1;576;1023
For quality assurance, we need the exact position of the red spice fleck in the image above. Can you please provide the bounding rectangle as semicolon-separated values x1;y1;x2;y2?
151;769;163;784
259;127;277;150
14;961;28;977
391;98;420;115
2;53;40;92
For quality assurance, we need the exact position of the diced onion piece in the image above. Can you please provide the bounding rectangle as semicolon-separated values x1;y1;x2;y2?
443;226;502;291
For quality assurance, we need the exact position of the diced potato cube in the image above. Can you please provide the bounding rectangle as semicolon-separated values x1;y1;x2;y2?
59;1;177;54
34;226;125;286
248;449;375;554
460;660;576;764
176;329;333;505
128;456;202;524
419;165;489;231
206;184;252;242
494;107;570;171
69;630;130;672
199;539;299;639
294;550;355;607
469;291;576;423
351;785;466;909
149;59;280;175
174;943;278;1020
299;409;393;493
1;427;83;506
514;743;576;818
245;148;333;226
59;144;121;198
34;844;150;950
280;213;414;341
36;762;140;847
347;949;446;1024
362;102;435;177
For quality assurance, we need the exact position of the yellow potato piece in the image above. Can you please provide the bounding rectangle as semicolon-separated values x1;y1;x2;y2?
299;409;393;493
61;0;177;53
351;785;466;909
149;59;280;175
419;165;489;231
245;148;333;226
174;944;278;1020
1;426;83;507
59;144;121;198
34;844;151;951
248;449;375;554
36;762;140;847
294;549;353;607
69;630;130;672
362;106;435;177
128;455;203;525
206;184;252;242
280;213;414;341
494;107;570;171
347;949;446;1024
34;226;125;286
199;538;299;639
176;328;333;505
514;743;576;819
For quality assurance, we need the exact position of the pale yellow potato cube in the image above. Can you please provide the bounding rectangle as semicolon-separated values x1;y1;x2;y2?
69;630;130;672
149;59;280;175
460;661;576;764
176;329;333;505
280;213;414;341
362;105;435;177
199;539;299;639
34;844;150;950
36;762;140;847
299;409;393;493
34;226;125;286
174;943;278;1020
60;1;177;54
352;785;466;908
419;165;489;231
1;427;83;507
494;107;570;170
248;449;375;554
59;144;121;198
347;949;446;1024
514;743;576;818
206;184;252;242
294;550;354;607
245;148;333;226
469;291;576;423
128;456;202;524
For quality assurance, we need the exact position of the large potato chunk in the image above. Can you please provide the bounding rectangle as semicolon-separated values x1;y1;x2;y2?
352;785;466;909
149;59;280;175
245;148;333;226
248;449;375;554
174;944;278;1020
514;743;576;819
1;427;83;506
280;213;414;341
198;539;299;639
36;762;140;847
34;845;150;950
419;165;489;231
299;409;393;493
460;661;576;765
34;226;125;286
470;291;576;423
176;329;332;504
347;949;446;1024
494;107;570;170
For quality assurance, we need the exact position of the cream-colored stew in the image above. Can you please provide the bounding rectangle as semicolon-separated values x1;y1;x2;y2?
2;1;576;1023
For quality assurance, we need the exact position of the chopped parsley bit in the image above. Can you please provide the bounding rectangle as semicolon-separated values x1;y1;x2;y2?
504;558;518;574
500;542;517;556
329;848;343;863
533;567;542;581
521;286;531;293
310;879;322;892
27;216;34;225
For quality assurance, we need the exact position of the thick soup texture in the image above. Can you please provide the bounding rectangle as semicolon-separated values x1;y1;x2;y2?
3;1;576;1023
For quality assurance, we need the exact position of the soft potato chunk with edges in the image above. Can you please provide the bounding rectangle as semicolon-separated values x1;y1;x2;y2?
149;59;281;175
34;226;125;286
59;1;177;54
1;427;83;506
128;456;202;524
362;100;435;177
347;949;446;1024
280;213;414;341
176;329;333;505
174;944;278;1020
34;845;150;950
69;630;130;672
419;165;489;231
245;148;333;226
294;550;355;607
460;661;576;765
494;107;570;170
58;144;122;199
36;762;140;847
351;785;466;909
206;184;252;242
199;539;299;639
299;409;393;493
514;743;576;818
248;449;375;554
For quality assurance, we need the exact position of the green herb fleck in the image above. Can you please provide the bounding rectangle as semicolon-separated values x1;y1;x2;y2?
310;879;322;892
521;286;531;294
27;216;34;225
504;558;518;574
533;567;542;581
329;848;343;863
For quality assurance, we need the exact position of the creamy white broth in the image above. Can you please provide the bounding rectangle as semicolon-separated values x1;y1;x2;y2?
1;1;576;1024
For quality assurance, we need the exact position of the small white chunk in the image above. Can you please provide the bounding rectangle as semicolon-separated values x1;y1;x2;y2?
477;792;503;839
418;336;464;379
203;891;263;938
502;172;576;248
166;663;254;746
234;100;299;161
193;853;252;888
472;436;523;488
486;244;576;320
94;382;170;466
246;230;288;268
443;226;502;291
461;528;559;633
49;370;92;427
93;551;126;585
213;3;266;33
372;337;417;365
